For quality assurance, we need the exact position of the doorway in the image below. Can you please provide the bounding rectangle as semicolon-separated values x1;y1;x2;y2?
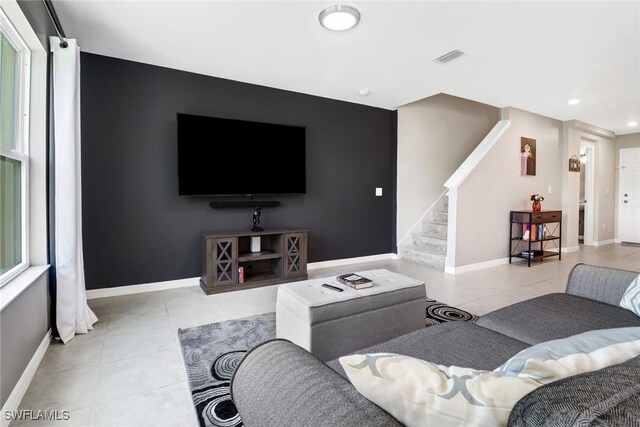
579;142;595;246
618;148;640;244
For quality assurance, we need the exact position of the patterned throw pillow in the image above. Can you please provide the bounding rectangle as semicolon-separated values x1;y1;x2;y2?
339;353;540;427
495;327;640;384
620;275;640;316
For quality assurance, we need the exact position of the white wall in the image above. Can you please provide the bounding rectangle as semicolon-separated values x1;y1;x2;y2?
396;93;499;245
453;107;563;267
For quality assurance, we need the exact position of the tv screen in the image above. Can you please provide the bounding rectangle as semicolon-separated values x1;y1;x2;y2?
177;113;306;195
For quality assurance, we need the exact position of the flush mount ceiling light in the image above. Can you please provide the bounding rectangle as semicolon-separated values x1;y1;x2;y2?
359;89;370;96
319;5;360;31
628;121;638;127
568;98;581;105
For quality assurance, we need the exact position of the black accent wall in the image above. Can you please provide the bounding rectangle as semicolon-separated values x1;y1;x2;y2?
81;53;397;289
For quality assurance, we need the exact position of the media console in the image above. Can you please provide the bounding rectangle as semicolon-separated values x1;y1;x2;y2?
200;229;308;295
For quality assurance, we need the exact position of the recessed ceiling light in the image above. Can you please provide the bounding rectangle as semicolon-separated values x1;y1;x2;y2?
319;5;360;31
628;121;638;127
359;89;370;96
568;98;581;105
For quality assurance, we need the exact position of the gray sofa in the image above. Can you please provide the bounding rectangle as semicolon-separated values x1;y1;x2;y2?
230;264;640;426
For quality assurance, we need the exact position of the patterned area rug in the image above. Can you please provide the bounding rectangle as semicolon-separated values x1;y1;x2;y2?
425;297;478;326
178;299;477;427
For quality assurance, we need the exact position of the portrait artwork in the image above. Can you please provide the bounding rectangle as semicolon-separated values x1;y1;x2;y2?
520;137;536;176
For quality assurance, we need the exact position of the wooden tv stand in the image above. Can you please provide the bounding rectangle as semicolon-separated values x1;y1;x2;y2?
200;229;308;295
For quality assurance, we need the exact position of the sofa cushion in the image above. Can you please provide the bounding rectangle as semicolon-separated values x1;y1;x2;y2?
231;339;402;427
340;353;540;427
566;264;640;306
496;327;640;383
476;293;640;345
327;321;530;378
620;275;640;316
508;355;640;427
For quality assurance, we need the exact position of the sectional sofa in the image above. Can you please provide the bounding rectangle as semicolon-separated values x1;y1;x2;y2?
230;264;640;426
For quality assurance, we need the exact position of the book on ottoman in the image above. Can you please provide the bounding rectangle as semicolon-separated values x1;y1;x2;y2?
336;273;373;289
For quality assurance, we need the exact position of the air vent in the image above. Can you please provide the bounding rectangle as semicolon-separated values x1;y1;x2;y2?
433;49;465;64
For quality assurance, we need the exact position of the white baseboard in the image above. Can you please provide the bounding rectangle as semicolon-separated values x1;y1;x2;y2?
444;257;509;274
86;253;399;299
307;253;398;270
1;329;51;427
562;245;580;253
86;277;199;299
615;239;622;243
593;239;615;247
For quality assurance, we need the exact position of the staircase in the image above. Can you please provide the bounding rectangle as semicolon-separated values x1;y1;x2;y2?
399;196;448;269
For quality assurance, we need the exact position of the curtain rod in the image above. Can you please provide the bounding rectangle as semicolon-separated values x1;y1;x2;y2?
42;0;68;48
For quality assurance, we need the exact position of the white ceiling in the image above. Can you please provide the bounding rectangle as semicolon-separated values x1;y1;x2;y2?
54;1;640;135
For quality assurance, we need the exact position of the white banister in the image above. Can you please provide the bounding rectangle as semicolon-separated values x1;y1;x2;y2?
444;120;511;190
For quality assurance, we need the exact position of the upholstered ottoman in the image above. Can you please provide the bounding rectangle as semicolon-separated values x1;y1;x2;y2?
276;269;426;361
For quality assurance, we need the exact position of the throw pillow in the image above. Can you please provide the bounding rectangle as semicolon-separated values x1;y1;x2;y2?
495;327;640;384
620;275;640;316
339;353;541;427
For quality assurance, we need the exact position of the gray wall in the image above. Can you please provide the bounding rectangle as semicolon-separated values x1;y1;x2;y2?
614;132;640;239
562;121;616;249
0;271;50;408
2;0;52;411
17;1;56;49
615;132;640;150
80;53;397;289
455;107;564;267
396;93;500;244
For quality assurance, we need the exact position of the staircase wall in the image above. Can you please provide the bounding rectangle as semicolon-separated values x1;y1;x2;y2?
453;107;564;268
396;93;500;249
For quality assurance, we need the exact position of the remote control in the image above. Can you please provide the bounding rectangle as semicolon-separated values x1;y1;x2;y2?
322;283;343;292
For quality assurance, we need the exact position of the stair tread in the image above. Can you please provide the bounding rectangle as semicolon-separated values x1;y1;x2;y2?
423;221;448;226
412;232;447;241
401;244;446;257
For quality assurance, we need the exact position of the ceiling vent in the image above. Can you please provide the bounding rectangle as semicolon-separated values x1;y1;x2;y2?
433;49;465;64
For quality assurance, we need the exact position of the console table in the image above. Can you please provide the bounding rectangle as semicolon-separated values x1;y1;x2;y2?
201;229;308;294
509;210;562;267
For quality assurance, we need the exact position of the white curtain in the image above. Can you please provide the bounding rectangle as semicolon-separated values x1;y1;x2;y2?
50;37;97;343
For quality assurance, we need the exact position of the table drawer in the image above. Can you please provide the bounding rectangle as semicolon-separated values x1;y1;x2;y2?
531;211;561;223
511;211;562;223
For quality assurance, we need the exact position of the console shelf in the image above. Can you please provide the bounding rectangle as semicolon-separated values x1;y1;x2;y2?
509;210;562;267
201;229;307;295
238;251;282;262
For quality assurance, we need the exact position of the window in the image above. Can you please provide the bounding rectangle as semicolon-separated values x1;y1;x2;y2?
0;7;30;286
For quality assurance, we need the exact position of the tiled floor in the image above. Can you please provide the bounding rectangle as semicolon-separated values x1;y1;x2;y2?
15;244;640;426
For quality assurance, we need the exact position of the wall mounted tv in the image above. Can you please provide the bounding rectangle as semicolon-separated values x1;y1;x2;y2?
177;113;306;196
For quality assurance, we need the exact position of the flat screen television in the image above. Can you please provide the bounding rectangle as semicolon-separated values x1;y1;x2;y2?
177;113;306;195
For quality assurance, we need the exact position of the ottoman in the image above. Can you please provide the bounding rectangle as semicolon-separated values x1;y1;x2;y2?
276;269;426;361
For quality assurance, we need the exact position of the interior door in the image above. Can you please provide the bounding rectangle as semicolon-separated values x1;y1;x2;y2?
619;148;640;243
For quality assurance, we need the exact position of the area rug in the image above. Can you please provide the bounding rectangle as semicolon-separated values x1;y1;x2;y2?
178;299;477;427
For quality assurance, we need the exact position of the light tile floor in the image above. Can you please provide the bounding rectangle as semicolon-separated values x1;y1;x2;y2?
14;244;640;426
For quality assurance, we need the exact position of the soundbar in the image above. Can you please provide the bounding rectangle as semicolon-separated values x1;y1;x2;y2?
209;200;280;209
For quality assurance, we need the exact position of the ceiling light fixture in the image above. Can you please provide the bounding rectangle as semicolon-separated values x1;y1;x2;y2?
319;5;360;31
628;121;638;127
568;98;581;105
359;89;370;96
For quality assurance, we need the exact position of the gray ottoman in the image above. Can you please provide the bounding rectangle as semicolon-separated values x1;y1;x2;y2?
276;269;426;361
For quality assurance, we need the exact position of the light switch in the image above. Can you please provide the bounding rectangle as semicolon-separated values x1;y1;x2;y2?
375;187;383;196
548;186;552;194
